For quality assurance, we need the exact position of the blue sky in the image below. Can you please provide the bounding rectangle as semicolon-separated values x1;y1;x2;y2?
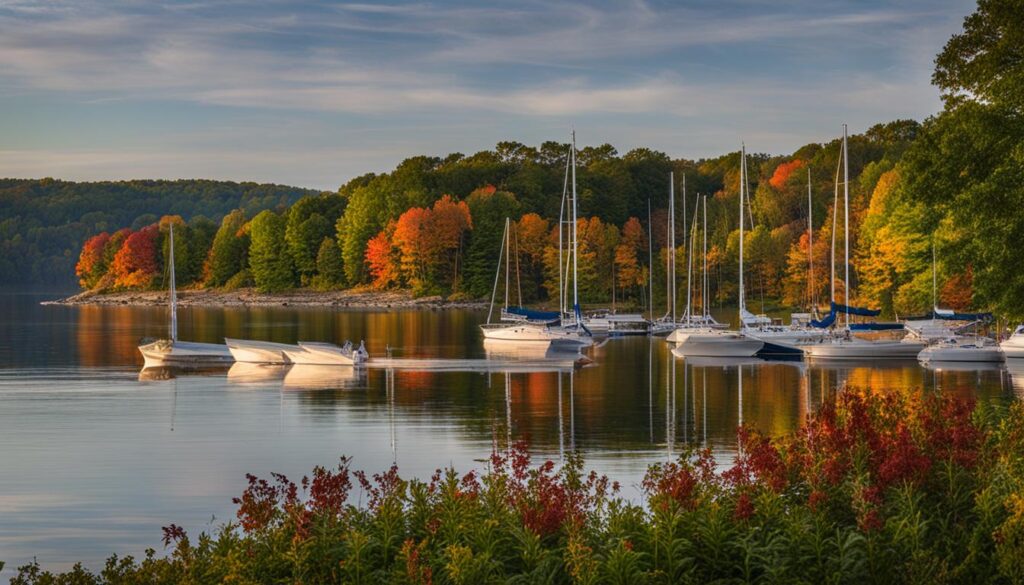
0;0;974;190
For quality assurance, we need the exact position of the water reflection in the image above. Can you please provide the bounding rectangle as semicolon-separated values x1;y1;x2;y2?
0;293;1020;579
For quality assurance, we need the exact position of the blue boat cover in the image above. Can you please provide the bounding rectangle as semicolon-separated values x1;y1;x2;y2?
832;302;881;317
506;306;561;321
848;323;904;331
574;304;593;335
810;311;837;329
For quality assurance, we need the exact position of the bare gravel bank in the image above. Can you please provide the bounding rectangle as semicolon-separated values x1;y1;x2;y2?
42;288;488;310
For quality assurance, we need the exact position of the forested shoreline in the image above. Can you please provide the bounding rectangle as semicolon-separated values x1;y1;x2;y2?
53;0;1024;320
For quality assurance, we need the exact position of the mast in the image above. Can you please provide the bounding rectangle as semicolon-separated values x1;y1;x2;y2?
668;171;675;322
486;218;508;324
739;144;746;320
680;174;686;321
571;131;579;325
702;195;708;319
504;217;510;310
169;223;177;342
558;147;571;316
932;237;937;314
831;141;841;311
843;124;849;326
685;195;699;324
648;199;654;321
807;166;814;310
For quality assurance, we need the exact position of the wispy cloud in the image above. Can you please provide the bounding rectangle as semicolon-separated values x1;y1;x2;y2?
0;0;976;187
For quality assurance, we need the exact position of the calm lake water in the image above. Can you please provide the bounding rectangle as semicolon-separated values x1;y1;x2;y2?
0;290;1019;576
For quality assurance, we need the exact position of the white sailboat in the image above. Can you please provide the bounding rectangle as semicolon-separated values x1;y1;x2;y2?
803;126;924;360
480;133;592;348
1000;325;1024;359
225;338;300;364
670;148;762;357
138;224;234;367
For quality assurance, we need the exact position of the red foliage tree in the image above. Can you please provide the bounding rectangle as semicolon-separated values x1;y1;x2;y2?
111;225;161;289
76;232;111;289
366;221;399;289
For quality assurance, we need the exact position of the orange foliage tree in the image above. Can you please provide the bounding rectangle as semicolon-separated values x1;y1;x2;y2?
366;220;399;290
391;195;472;293
615;217;647;301
517;213;550;302
76;232;111;289
769;159;805;191
111;225;161;289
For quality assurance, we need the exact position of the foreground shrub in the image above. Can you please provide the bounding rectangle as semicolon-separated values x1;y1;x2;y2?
10;389;1024;584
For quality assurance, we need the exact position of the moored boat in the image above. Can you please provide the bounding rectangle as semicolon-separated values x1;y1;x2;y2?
918;336;1002;363
225;337;300;364
283;341;369;366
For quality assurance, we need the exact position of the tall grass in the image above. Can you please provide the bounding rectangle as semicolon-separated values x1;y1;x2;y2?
10;389;1024;584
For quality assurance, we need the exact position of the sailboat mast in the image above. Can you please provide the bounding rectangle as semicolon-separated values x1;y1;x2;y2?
648;199;654;321
504;217;510;310
685;195;698;324
843;124;849;327
807;166;814;310
680;174;686;321
571;131;579;324
932;238;937;314
668;172;675;322
831;141;841;310
169;223;177;343
558;151;569;316
703;195;708;319
739;145;746;319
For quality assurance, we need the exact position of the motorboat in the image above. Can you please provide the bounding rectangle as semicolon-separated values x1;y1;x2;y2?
137;224;234;368
283;340;369;366
225;337;300;364
803;332;926;360
1001;325;1024;359
919;336;1002;363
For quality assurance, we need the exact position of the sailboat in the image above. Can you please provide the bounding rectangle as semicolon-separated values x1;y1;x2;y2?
915;241;999;363
803;126;924;360
742;165;827;351
138;224;234;367
480;134;592;348
669;149;763;358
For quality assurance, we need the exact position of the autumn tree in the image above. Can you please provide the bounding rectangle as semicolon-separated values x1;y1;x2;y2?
76;232;110;289
366;221;399;290
111;225;161;289
615;217;647;303
248;210;295;292
516;213;549;303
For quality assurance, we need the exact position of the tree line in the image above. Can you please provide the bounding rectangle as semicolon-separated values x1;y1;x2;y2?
72;0;1022;319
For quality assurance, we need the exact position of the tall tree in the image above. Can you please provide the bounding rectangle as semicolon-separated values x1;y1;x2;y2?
249;210;295;292
205;209;249;287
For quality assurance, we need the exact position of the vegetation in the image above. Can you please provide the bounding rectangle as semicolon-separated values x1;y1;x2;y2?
8;389;1024;584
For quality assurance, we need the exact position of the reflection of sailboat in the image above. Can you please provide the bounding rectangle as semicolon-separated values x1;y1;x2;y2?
138;225;233;367
482;338;588;363
283;364;366;390
671;348;766;368
805;356;918;371
138;364;230;381
921;360;1003;373
227;362;289;384
1004;359;1024;399
225;338;300;364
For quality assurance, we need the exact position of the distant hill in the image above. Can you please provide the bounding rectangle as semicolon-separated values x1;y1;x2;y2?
0;178;319;286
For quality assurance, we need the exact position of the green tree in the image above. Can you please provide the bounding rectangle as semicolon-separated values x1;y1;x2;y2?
312;237;345;290
249;210;295;292
286;194;346;284
462;186;520;298
205;209;249;287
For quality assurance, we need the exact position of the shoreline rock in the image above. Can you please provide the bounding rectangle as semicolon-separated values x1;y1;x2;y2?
41;288;489;310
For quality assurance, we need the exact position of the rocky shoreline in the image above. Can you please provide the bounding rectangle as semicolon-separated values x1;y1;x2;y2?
41;288;489;310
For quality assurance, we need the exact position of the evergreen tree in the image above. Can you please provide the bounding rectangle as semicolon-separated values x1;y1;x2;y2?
205;210;249;287
313;237;345;289
249;210;295;292
463;186;520;298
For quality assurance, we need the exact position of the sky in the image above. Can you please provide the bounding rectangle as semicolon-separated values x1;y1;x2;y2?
0;0;975;191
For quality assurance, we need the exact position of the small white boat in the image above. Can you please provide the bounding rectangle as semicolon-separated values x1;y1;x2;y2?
225;338;300;364
283;341;369;366
919;336;1002;363
138;224;234;368
1001;325;1024;359
139;339;234;367
669;327;764;357
480;322;592;347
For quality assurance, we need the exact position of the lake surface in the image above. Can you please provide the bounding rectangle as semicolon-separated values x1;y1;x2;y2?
0;290;1019;577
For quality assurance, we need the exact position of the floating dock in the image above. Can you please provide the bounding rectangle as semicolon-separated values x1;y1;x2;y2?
363;356;589;373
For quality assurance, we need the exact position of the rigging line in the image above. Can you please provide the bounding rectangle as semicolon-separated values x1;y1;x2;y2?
486;219;507;324
513;221;523;307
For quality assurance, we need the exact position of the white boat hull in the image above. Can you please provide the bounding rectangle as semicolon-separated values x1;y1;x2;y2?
919;345;1002;363
480;323;592;347
139;339;235;368
669;329;764;357
1001;335;1024;359
225;338;300;364
282;341;369;366
804;338;925;360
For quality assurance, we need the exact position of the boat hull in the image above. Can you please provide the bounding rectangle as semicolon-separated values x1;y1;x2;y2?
225;338;299;364
480;324;592;347
919;345;1002;363
804;339;925;360
669;330;764;357
139;340;235;368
